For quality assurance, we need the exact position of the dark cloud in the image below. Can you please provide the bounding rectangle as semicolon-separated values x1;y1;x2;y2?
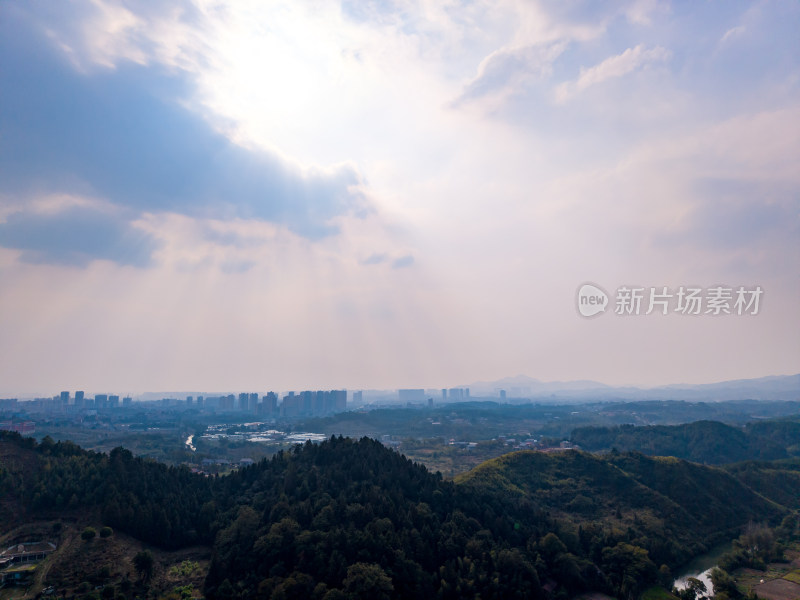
0;6;367;266
0;207;160;267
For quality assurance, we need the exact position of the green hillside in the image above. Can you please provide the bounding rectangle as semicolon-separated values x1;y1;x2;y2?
456;449;794;567
3;431;800;600
723;459;800;510
570;419;800;464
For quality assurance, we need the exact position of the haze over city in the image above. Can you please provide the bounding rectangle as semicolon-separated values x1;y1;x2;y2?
1;1;798;396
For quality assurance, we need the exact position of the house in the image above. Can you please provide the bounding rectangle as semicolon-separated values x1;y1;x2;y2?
0;563;37;587
0;541;56;587
0;542;56;564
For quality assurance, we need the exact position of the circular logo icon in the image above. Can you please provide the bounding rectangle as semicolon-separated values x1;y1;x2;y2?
577;283;608;317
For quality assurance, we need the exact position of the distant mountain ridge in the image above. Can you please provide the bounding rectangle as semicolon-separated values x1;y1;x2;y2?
464;373;800;401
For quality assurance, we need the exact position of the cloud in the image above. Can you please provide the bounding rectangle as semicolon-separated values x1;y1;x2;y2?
720;25;746;44
219;259;257;274
623;0;661;26
391;254;415;269
10;0;208;73
360;252;415;269
0;5;368;266
657;178;800;252
555;44;670;103
454;42;568;106
360;253;388;265
0;206;160;267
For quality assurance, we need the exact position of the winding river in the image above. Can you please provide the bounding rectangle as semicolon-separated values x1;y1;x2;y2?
673;542;732;596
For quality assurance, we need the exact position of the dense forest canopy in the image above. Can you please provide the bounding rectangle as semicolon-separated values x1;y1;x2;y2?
2;428;800;600
570;419;800;464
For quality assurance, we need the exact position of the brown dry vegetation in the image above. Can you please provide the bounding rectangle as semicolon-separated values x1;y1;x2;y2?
0;521;209;600
732;544;800;600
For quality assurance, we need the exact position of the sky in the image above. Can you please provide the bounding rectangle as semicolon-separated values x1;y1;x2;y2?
0;0;798;397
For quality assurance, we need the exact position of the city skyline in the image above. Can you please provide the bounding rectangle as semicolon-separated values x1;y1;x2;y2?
1;1;798;395
3;372;798;404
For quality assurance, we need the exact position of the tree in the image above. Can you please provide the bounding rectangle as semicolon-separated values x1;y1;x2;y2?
133;550;154;581
658;564;672;589
738;522;775;564
686;576;708;600
342;563;393;600
81;527;97;542
601;543;657;600
709;568;739;598
539;532;568;564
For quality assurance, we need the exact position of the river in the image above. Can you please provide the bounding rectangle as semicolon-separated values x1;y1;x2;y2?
673;542;732;596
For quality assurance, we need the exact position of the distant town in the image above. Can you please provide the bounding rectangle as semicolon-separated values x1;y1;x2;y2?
0;387;486;434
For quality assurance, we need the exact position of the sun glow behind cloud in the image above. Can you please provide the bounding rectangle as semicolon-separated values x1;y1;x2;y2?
0;0;798;394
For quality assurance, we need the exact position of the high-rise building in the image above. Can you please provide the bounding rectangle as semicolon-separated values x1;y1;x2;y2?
108;395;119;408
60;391;70;405
398;389;425;402
300;391;313;414
75;391;85;408
264;392;278;415
281;393;301;417
333;389;347;412
0;399;18;410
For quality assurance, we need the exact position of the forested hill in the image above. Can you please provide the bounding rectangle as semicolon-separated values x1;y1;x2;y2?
2;432;800;600
0;432;215;548
570;418;800;464
456;450;799;568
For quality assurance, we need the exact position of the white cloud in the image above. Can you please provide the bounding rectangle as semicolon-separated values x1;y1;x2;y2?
555;44;671;103
1;1;798;391
623;0;662;26
720;25;746;44
453;41;569;107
